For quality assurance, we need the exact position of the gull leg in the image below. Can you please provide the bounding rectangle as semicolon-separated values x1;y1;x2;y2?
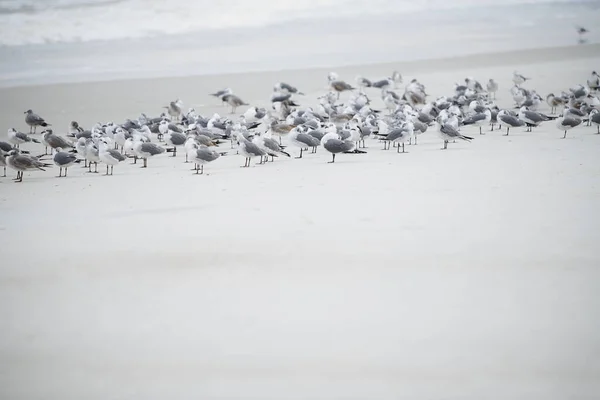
563;130;567;139
296;148;303;159
328;154;336;163
2;166;5;177
58;167;62;178
504;127;509;136
200;165;204;175
142;158;147;168
442;140;448;150
65;167;68;177
94;162;98;173
105;165;109;175
172;147;177;157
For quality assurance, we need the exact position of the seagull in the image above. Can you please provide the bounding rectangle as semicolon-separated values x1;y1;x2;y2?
589;109;600;133
512;71;530;86
7;128;40;148
24;109;50;134
252;135;291;162
133;139;166;168
486;79;498;99
5;149;51;182
85;140;100;173
68;120;84;137
98;139;126;175
274;82;304;95
53;148;80;177
165;99;183;121
546;93;566;114
289;126;320;158
518;106;553;132
42;129;73;154
0;151;7;177
211;88;232;98
222;94;248;114
164;130;187;157
497;110;525;135
437;123;473;149
189;145;221;174
320;132;355;163
462;109;492;135
381;122;414;153
557;114;582;138
587;71;599;92
330;80;355;99
236;135;266;167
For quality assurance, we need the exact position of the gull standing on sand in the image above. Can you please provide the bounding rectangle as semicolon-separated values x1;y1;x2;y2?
53;148;80;177
7;128;40;148
497;110;525;135
462;109;492;135
546;93;565;114
236;135;266;167
518;106;553;132
6;150;51;182
222;94;248;114
274;82;304;95
321;132;355;163
382;122;414;153
164;129;187;157
252;135;291;162
211;88;233;107
512;71;530;86
189;145;221;174
289;126;320;158
133;138;166;168
99;139;126;175
85;140;100;173
165;99;183;121
24;109;50;134
42;129;73;154
486;79;498;99
556;113;582;138
437;122;473;149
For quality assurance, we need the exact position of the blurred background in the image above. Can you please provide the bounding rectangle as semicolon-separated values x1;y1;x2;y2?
0;0;599;87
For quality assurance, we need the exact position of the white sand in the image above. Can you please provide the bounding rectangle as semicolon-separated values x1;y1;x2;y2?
1;45;600;399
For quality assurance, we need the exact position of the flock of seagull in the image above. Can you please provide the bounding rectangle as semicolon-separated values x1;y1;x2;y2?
1;70;600;183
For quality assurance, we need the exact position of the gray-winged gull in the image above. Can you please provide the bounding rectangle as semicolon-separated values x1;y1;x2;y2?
133;139;166;168
462;109;492;135
437;123;473;150
557;115;582;138
53;149;80;177
24;109;50;134
99;139;126;175
7;128;40;148
189;145;221;174
236;135;266;167
222;94;248;114
497;110;525;135
6;150;51;182
289;126;320;158
486;79;498;99
320;132;355;163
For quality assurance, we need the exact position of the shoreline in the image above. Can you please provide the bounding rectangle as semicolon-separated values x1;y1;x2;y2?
1;43;598;91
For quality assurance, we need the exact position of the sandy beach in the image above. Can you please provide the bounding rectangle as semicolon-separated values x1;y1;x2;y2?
1;43;600;399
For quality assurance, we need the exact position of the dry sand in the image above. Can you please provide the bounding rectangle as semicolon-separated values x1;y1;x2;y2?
1;44;600;399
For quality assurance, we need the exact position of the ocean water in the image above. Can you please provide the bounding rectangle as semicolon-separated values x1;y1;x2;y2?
0;0;599;87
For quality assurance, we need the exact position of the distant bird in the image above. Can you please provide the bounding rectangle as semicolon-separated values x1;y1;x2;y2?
53;149;80;177
330;80;355;99
42;129;73;154
164;130;187;157
497;110;525;135
512;71;530;86
589;109;600;134
382;122;414;153
165;99;183;121
274;82;304;95
576;26;588;43
486;79;498;99
587;71;599;91
0;151;7;177
252;135;290;162
320;132;355;163
24;109;50;134
5;150;51;182
546;93;566;114
437;123;473;149
7;128;40;148
222;94;248;114
68;120;84;137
